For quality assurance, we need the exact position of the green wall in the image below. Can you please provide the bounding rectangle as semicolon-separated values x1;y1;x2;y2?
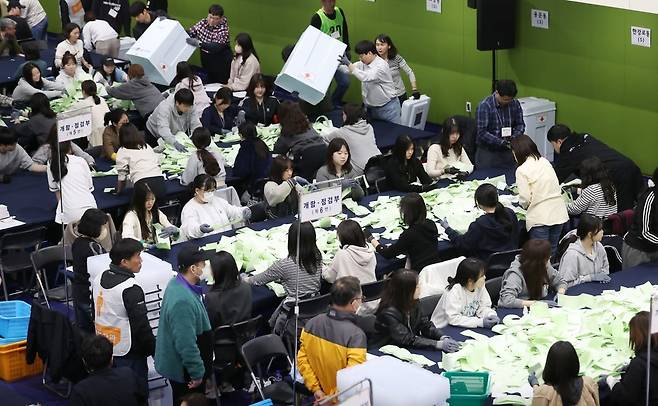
41;0;658;173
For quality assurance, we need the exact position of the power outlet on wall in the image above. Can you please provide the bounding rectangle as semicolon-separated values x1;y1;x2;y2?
466;101;472;113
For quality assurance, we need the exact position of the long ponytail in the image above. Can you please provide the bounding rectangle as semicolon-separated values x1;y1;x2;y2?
494;202;513;233
81;80;101;105
475;183;513;233
48;125;70;182
191;128;220;177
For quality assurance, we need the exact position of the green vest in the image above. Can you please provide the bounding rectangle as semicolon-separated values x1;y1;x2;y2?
316;7;345;43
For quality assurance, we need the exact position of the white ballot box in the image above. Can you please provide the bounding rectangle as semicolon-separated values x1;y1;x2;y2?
401;95;431;130
519;96;556;161
126;19;196;85
337;356;450;406
275;26;346;105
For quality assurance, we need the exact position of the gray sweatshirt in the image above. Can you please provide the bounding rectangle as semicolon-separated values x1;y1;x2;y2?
315;165;364;200
32;143;95;166
105;77;165;117
323;119;381;176
146;95;202;146
498;256;566;308
12;78;64;102
558;239;609;288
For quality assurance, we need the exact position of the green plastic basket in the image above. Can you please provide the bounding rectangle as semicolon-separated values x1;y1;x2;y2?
444;371;491;406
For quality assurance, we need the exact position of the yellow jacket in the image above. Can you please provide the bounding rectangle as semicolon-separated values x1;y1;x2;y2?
297;308;367;395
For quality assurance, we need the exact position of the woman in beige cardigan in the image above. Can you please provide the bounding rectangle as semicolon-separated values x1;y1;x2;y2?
121;183;178;246
225;33;260;92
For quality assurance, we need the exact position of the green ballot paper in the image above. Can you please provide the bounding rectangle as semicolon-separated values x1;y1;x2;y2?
152;224;171;250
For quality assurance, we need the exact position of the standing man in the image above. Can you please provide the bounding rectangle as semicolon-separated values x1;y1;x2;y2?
82;12;120;58
338;40;400;124
128;1;166;40
16;0;47;41
6;1;32;41
475;79;526;169
91;0;130;36
92;238;155;397
186;4;232;85
0;18;21;57
310;0;350;109
298;276;367;403
155;245;213;404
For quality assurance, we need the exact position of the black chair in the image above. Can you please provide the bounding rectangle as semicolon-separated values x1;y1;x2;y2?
159;202;181;227
363;155;389;194
605;245;623;273
211;315;263;402
486;249;521;279
282;293;331;356
293;144;327;181
0;226;46;300
419;294;441;318
452;115;477;160
241;334;294;405
31;245;74;309
485;276;503;307
360;279;388;304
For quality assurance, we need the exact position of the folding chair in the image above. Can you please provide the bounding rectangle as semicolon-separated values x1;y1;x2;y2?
485;276;503;307
486;249;521;279
31;245;73;311
241;334;294;405
418;256;465;298
0;226;46;300
419;294;442;318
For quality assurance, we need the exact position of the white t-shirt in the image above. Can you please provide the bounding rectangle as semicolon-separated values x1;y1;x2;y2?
180;196;247;240
430;284;496;328
47;154;97;224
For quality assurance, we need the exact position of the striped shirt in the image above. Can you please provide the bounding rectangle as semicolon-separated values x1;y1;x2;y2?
245;257;321;303
567;183;618;219
387;54;416;97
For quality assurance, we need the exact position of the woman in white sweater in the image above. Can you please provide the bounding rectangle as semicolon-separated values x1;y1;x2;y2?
55;23;91;69
512;135;569;256
55;53;91;93
225;33;260;92
114;124;165;203
12;63;64;102
181;174;251;240
426;117;473;179
264;155;307;219
431;258;499;329
122;182;178;246
173;62;210;120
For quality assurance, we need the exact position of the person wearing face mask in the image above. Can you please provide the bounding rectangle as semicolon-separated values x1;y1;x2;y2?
314;137;364;200
72;209;109;333
475;79;525;169
180;174;251;240
426;117;473;179
431;258;500;329
558;214;610;288
186;4;233;85
237;74;279;126
92;238;155;397
298;276;367;402
155;245;213;404
146;88;201;152
224;32;260;92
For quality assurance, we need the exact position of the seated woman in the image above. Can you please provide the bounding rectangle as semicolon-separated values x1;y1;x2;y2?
370;193;443;272
232;122;272;199
498;239;567;309
225;33;261;92
369;269;460;352
70;80;110;147
273;100;326;159
264;155;307;219
32;124;95;167
201;87;234;135
180;174;251;240
93;57;128;87
56;52;90;92
54;23;92;69
15;93;56;154
430;258;499;329
602;311;658;405
205;251;252;329
173;61;210;121
114;124;165;202
558;214;610;287
71;208;109;333
567;156;618;219
623;166;658;269
102;108;129;161
181;128;226;187
441;183;519;260
385;134;434;193
121;182;178;247
528;341;599;405
12;63;64;102
315;137;364;201
237;74;279;126
105;64;165;119
244;222;322;333
425;117;473;179
323;103;380;176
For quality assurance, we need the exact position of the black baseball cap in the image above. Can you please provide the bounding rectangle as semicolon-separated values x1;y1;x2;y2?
102;57;115;66
177;245;214;271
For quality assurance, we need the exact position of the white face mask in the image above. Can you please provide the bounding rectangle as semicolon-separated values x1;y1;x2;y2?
193;262;211;282
203;191;214;203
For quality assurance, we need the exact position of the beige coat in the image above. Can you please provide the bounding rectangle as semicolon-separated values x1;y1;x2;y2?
516;156;569;230
532;376;600;406
226;54;260;91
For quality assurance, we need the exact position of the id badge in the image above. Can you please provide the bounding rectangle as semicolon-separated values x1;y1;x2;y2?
331;31;340;39
108;8;118;18
501;127;512;138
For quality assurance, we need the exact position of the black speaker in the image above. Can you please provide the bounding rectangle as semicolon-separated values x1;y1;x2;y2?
476;0;516;51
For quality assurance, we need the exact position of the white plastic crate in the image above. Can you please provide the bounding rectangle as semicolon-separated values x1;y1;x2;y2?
400;95;431;130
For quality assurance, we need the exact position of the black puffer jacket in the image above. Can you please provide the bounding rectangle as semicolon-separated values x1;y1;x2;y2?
369;304;443;350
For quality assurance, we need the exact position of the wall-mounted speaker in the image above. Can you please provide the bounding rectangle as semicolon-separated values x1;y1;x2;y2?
476;0;516;51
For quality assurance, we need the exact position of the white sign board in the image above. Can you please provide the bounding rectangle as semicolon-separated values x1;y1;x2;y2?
426;0;441;13
569;0;658;14
57;111;93;142
631;26;651;47
531;9;549;29
299;186;342;222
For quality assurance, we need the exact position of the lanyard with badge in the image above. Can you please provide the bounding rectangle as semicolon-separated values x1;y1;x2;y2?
495;104;512;138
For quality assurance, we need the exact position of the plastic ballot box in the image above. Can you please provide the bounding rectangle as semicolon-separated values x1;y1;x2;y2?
275;26;346;105
401;95;431;130
126;19;196;86
518;96;557;161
